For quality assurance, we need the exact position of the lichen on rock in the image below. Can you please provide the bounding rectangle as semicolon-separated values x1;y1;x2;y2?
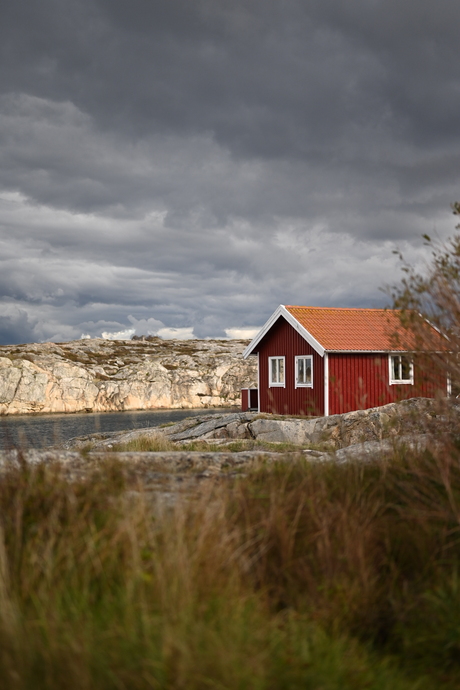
0;338;257;415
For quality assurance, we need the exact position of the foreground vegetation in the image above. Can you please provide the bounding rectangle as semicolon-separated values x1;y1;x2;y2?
0;438;460;689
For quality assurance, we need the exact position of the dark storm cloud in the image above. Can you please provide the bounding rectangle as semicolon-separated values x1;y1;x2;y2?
4;0;459;154
1;0;460;343
0;309;38;346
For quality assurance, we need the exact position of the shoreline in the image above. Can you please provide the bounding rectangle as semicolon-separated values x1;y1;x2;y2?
0;403;240;419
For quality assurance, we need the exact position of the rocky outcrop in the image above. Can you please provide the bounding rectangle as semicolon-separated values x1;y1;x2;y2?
0;338;257;415
66;396;452;452
0;448;280;473
153;396;449;449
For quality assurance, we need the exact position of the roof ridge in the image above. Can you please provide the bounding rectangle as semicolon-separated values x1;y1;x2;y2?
285;305;394;312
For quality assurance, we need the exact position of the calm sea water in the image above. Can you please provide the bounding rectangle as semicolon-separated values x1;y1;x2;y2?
0;408;228;450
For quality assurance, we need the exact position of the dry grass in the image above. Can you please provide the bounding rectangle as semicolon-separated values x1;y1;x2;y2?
1;438;460;687
111;434;179;452
110;433;330;454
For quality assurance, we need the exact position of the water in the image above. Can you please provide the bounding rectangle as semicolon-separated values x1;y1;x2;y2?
0;408;229;450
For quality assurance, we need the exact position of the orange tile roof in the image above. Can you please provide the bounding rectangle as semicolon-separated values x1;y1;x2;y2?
285;306;410;351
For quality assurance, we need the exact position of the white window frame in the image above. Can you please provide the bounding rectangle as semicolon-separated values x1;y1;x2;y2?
295;355;313;388
269;356;285;387
389;354;414;385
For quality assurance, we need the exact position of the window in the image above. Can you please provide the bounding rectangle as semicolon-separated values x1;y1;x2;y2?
295;355;313;387
389;354;413;384
269;357;285;386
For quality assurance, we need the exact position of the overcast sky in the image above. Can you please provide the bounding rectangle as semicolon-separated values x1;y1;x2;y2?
1;0;460;344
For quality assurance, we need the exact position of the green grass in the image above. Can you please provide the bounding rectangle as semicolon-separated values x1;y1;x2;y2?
2;442;460;687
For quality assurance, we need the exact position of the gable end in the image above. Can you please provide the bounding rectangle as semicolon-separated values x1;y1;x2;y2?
243;305;325;358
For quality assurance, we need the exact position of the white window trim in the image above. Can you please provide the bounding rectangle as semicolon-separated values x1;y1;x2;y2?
389;354;414;385
295;355;313;388
269;356;285;387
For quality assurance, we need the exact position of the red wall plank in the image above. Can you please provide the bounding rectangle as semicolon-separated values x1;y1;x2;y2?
328;353;445;415
256;317;324;415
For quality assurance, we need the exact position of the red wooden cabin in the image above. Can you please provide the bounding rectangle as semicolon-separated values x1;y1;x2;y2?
242;305;447;416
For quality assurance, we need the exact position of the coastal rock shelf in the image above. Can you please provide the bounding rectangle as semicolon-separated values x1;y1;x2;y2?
67;396;452;453
0;337;257;415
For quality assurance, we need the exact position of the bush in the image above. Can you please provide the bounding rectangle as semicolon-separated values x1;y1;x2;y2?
389;203;460;393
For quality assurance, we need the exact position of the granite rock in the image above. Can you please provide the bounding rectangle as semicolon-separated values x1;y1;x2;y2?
0;338;257;415
154;397;443;449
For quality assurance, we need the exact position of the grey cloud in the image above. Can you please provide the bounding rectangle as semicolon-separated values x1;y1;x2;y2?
0;95;438;241
3;0;458;159
0;309;38;346
1;0;460;344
